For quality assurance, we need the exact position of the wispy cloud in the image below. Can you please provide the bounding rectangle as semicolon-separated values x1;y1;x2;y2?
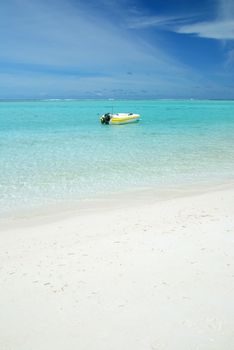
0;0;184;71
127;15;177;29
0;0;202;98
126;14;198;30
126;0;234;41
1;0;233;99
177;20;234;40
175;0;234;40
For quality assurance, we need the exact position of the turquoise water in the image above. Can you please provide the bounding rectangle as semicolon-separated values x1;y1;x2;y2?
0;99;234;215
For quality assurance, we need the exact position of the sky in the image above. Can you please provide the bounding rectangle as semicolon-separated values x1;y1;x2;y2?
0;0;234;99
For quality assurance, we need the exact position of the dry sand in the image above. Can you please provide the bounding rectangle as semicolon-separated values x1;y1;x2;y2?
0;187;234;350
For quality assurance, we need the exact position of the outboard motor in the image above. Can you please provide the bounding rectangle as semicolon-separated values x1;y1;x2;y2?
100;113;111;124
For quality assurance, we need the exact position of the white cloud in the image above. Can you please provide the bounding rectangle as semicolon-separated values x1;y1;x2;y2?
177;20;234;40
125;0;234;41
175;0;234;40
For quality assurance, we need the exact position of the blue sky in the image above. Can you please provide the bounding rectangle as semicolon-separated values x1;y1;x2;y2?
0;0;234;99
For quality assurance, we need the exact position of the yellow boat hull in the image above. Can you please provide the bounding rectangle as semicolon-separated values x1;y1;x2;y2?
106;113;140;125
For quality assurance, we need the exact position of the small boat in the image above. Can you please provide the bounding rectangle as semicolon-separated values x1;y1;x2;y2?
100;113;140;125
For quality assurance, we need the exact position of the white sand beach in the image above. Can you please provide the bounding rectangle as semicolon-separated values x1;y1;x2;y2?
0;186;234;350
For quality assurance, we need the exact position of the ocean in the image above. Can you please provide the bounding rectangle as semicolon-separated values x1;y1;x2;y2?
0;99;234;215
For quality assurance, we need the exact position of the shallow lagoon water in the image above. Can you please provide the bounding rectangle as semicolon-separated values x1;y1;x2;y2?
0;99;234;214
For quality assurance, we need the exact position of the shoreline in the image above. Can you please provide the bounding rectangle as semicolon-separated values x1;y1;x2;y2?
0;180;234;349
1;179;234;230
